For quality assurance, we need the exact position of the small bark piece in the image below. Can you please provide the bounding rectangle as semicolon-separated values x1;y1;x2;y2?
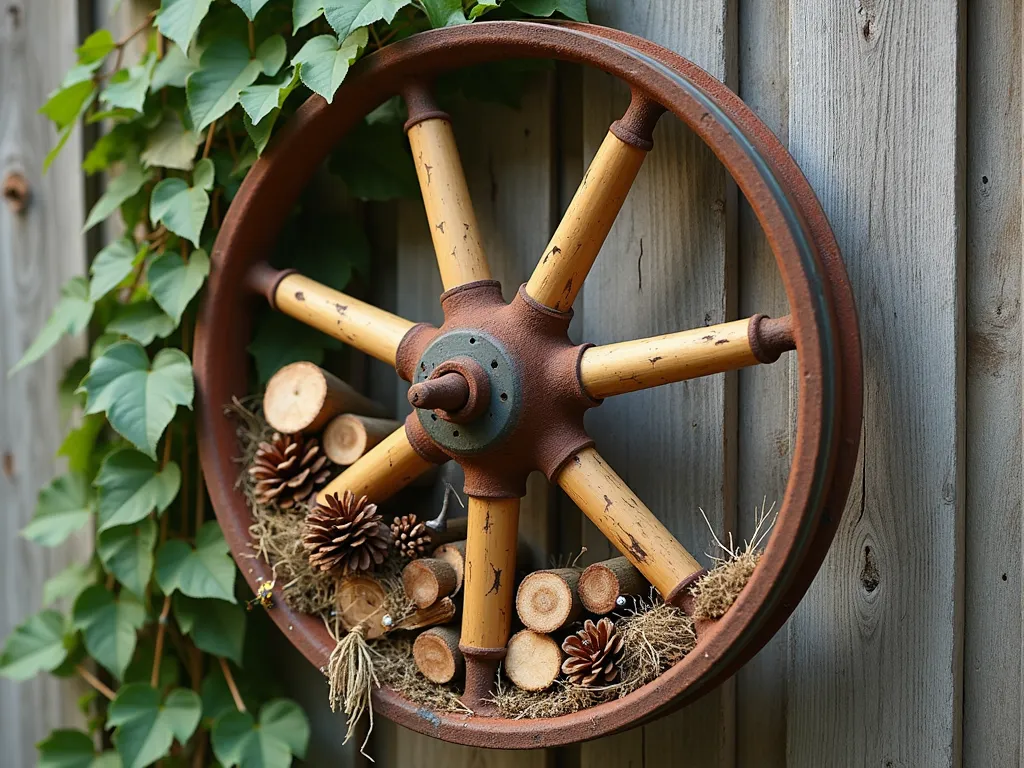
515;568;583;634
578;557;650;615
413;626;464;684
402;558;458;609
505;630;563;692
264;362;387;435
393;597;457;631
323;414;402;465
433;540;467;596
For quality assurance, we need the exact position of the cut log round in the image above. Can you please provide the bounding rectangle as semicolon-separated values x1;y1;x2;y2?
432;540;467;596
578;557;650;615
323;414;402;465
336;574;388;640
413;626;465;684
515;568;583;634
505;630;563;692
402;558;458;609
263;362;387;435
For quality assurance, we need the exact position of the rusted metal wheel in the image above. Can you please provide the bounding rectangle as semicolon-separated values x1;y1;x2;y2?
196;21;862;748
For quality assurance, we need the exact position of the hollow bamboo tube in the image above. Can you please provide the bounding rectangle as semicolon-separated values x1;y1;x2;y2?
505;630;563;692
406;118;491;290
316;426;435;505
578;557;649;615
402;558;458;609
524;131;647;311
414;627;464;684
580;318;760;399
515;568;583;633
460;497;520;651
322;414;402;465
263;363;386;435
273;273;414;366
556;448;703;600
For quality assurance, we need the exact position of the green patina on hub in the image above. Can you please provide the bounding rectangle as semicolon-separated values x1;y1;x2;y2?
413;329;521;454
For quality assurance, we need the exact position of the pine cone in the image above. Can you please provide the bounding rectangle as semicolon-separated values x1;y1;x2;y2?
249;432;332;510
390;514;430;560
303;491;390;574
561;617;624;687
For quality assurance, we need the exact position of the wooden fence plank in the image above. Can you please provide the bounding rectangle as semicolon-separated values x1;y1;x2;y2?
576;2;737;766
372;77;556;767
963;0;1022;765
0;2;90;765
734;0;791;764
786;2;965;766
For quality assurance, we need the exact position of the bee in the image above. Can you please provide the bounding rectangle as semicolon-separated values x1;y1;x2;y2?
247;580;275;611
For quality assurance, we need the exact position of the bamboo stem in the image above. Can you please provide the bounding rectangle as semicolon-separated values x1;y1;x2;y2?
556;448;703;600
525;131;647;310
460;497;519;651
77;665;115;701
273;273;415;366
316;426;436;505
406;117;491;290
579;318;762;398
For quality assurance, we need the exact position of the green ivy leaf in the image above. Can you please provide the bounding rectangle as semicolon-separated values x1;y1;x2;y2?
141;113;201;171
22;472;94;547
468;1;499;19
80;343;193;458
109;684;202;768
293;0;326;29
324;0;412;40
107;301;178;345
37;729;120;768
41;70;97;129
151;43;200;90
101;55;157;114
187;38;263;131
98;518;158;598
89;238;141;302
84;158;151;232
231;0;273;20
421;0;467;26
0;610;73;680
155;521;236;602
239;66;299;125
247;311;340;384
173;595;245;664
73;586;145;679
83;124;141;176
58;413;107;477
507;0;587;21
156;0;215;54
77;30;116;66
292;29;367;103
333;117;417;200
148;248;211;323
42;561;100;609
256;35;287;77
212;700;310;768
10;277;94;375
150;159;215;245
95;449;181;531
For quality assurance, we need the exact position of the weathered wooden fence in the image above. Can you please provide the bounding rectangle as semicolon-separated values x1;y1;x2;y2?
2;0;1022;766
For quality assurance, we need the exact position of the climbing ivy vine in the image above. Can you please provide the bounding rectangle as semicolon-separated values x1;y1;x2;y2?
2;0;587;766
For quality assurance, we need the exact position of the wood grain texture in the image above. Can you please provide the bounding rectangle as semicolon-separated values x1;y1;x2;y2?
962;0;1022;765
371;78;556;768
786;2;965;766
734;0;792;763
0;2;90;765
577;1;737;766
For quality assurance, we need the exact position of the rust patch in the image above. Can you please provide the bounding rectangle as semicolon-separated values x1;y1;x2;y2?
649;356;663;364
335;302;347;315
485;564;502;596
2;452;13;478
714;338;729;345
436;221;445;233
294;291;304;301
621;533;648;563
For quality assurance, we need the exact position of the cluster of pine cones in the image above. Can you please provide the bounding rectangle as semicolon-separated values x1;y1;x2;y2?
250;432;433;576
561;617;625;688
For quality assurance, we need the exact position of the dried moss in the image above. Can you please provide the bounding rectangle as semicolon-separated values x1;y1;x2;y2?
373;637;470;714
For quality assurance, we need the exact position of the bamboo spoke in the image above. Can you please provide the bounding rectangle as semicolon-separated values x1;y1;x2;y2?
556;447;702;601
405;94;491;290
579;315;795;398
524;130;649;311
316;426;435;505
460;496;520;652
273;273;415;367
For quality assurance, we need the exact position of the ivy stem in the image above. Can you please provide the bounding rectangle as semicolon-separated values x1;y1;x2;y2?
225;125;238;163
77;665;115;701
219;658;246;712
151;595;173;687
248;20;256;55
202;120;217;160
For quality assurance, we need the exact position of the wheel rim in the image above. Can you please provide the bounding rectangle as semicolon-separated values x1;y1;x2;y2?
195;20;862;748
